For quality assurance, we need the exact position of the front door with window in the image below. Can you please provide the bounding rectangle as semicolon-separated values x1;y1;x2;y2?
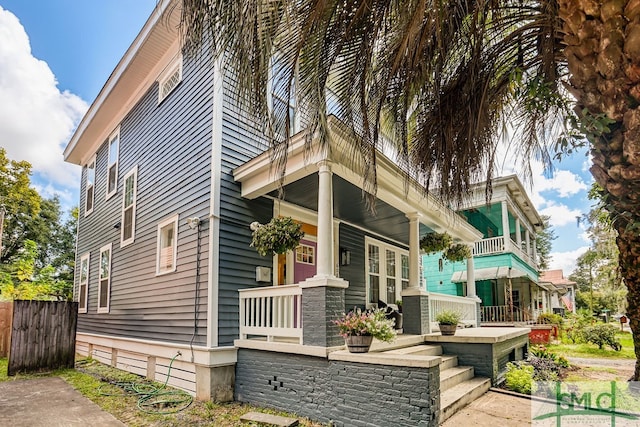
294;239;317;283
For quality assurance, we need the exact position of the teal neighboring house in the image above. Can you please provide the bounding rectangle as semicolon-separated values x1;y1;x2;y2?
423;175;547;324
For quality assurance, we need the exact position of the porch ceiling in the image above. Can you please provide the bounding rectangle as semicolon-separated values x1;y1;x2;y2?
270;174;434;244
233;117;483;244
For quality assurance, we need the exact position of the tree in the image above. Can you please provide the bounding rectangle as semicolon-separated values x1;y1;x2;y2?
536;215;556;271
178;0;640;379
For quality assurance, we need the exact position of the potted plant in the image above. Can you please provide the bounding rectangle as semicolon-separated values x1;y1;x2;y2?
333;308;396;353
443;243;472;262
249;217;305;256
436;310;462;336
419;232;452;254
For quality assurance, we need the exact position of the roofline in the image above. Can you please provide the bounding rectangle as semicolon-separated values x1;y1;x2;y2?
63;0;175;164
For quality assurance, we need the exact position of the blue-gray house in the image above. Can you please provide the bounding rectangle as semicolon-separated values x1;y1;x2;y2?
64;1;529;424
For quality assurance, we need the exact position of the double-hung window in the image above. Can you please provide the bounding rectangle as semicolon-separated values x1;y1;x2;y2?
269;58;300;138
121;166;138;246
97;244;112;313
84;156;96;216
156;215;178;275
106;129;119;199
78;253;90;313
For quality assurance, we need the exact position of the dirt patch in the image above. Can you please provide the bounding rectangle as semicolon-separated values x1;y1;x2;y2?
564;357;635;382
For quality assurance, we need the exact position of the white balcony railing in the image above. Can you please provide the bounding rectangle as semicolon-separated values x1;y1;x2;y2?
239;284;302;344
473;236;537;269
481;305;534;324
429;293;478;329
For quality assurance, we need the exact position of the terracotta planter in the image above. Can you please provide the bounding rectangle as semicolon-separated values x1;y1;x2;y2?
439;324;457;336
345;335;373;353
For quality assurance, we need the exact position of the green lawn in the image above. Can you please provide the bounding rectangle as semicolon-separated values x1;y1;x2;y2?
547;331;635;359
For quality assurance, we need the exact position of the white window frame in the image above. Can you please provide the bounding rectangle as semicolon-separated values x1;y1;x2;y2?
84;155;96;217
364;237;409;307
106;128;120;199
97;243;112;314
156;214;179;275
158;55;183;103
120;166;138;247
78;252;90;313
268;58;300;137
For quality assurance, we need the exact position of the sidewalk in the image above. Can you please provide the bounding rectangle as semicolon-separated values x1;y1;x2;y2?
441;390;532;426
0;377;124;427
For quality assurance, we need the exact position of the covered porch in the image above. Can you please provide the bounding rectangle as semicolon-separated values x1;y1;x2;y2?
232;117;483;347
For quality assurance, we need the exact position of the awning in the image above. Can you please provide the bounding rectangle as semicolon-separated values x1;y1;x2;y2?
451;266;529;283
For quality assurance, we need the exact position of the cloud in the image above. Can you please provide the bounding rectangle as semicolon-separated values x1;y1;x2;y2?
539;201;582;227
549;246;589;275
534;170;588;198
0;7;87;191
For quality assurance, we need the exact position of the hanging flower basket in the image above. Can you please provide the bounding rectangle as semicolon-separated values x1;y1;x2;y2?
443;243;472;262
419;232;452;254
250;217;305;256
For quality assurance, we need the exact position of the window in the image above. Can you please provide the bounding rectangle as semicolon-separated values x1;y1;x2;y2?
84;156;96;216
121;166;138;246
106;129;119;199
156;215;178;275
97;243;112;313
78;253;90;313
158;55;182;103
269;59;300;137
295;244;315;265
365;237;409;306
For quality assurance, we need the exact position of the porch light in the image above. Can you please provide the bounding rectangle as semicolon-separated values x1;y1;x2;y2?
340;248;351;266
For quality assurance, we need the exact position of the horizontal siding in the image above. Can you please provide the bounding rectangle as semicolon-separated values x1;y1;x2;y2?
423;253;464;296
339;224;366;310
75;52;214;345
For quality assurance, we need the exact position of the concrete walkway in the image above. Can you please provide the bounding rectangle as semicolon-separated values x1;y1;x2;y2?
0;377;124;427
441;390;532;426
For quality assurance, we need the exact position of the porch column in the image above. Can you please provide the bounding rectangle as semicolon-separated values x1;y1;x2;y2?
466;251;481;327
515;218;522;250
298;160;348;348
316;160;335;278
402;213;431;335
525;229;531;257
501;201;510;247
533;239;538;265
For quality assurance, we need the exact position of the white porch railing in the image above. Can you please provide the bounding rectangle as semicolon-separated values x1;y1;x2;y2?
239;284;303;344
429;293;478;328
473;236;537;269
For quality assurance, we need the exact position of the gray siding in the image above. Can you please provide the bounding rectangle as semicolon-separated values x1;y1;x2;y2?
217;75;274;347
75;54;214;345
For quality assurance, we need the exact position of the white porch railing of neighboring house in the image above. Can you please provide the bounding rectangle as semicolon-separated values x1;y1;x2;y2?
238;284;303;344
473;236;537;268
429;293;478;328
481;305;534;324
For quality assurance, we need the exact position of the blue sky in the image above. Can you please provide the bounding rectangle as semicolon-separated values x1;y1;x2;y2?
0;1;595;274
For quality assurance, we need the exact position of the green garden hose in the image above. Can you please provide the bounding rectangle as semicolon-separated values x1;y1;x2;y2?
98;351;193;414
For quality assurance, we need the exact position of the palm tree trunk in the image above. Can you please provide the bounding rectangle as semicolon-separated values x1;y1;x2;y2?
558;0;640;380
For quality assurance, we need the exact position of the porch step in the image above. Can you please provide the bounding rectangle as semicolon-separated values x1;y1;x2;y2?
440;366;474;391
439;355;458;370
439;377;491;423
369;334;428;352
384;344;442;357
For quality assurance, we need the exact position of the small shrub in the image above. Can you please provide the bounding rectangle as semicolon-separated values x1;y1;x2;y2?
505;363;537;395
583;323;621;350
537;313;563;326
528;356;559;381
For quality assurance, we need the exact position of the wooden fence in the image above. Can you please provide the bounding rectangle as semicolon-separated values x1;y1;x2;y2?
0;302;12;357
7;300;78;376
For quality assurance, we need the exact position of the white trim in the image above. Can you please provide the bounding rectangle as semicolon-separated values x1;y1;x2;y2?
84;155;96;217
97;243;112;314
106;127;120;200
156;214;179;275
364;236;409;307
78;252;90;313
120;166;138;247
157;54;183;103
207;58;224;348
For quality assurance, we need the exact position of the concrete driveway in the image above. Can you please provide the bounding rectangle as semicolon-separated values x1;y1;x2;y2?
0;377;124;427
